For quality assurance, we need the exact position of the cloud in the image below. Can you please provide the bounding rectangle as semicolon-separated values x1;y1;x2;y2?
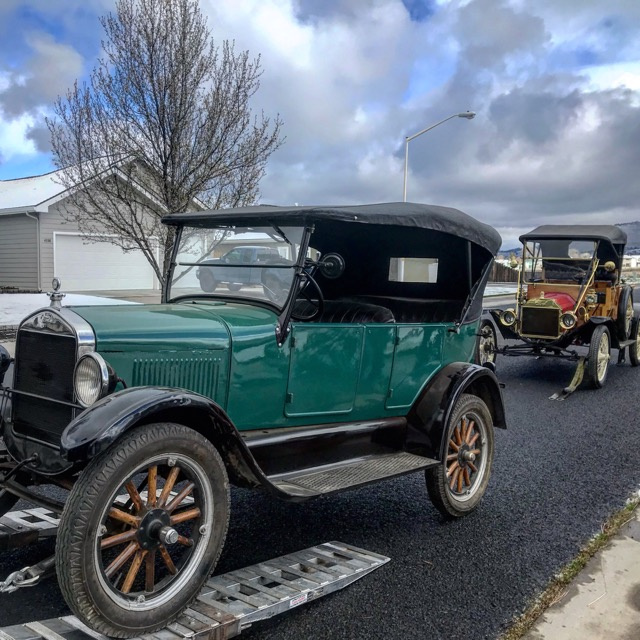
0;33;83;118
2;0;640;245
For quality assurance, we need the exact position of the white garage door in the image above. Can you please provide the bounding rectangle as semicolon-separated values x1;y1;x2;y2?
54;234;156;291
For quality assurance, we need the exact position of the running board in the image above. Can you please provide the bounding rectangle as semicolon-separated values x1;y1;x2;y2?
0;541;390;640
269;451;438;497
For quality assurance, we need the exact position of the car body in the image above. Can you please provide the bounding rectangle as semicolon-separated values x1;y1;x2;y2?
0;202;505;637
196;245;284;292
487;225;640;388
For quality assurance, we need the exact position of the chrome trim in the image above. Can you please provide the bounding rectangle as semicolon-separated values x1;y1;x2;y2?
18;307;96;355
74;352;110;407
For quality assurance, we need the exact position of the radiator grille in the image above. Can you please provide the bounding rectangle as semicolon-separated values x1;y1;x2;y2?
132;355;222;398
521;307;560;338
13;329;77;444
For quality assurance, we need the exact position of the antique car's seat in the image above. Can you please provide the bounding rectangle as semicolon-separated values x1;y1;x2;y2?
292;299;395;323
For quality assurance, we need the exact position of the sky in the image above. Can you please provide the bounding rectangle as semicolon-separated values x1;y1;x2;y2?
0;1;639;248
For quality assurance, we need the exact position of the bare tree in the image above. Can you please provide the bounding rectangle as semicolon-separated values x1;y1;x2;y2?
47;0;283;285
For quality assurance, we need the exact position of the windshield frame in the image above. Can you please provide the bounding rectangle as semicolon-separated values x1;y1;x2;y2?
163;223;313;330
521;239;598;284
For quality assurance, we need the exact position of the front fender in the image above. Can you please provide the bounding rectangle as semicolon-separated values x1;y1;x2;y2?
60;387;268;491
406;362;506;461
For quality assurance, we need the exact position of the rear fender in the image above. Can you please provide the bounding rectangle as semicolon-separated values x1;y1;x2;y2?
60;387;268;491
406;363;506;461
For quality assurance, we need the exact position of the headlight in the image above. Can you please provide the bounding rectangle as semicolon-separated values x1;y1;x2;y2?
560;312;577;329
500;309;517;327
74;353;111;407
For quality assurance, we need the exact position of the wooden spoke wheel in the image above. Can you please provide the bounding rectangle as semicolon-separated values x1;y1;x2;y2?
475;319;497;367
426;394;495;519
56;423;229;639
587;325;611;388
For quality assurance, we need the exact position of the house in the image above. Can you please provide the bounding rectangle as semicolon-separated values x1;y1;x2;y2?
0;169;162;292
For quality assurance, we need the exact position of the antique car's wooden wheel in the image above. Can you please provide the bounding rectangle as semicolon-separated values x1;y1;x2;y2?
475;319;497;367
586;325;611;388
426;394;494;519
629;317;640;367
56;423;230;638
616;286;633;340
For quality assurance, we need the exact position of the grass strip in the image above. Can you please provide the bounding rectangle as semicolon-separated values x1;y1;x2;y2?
499;494;640;640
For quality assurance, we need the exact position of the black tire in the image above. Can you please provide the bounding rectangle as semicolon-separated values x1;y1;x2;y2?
0;488;18;516
227;283;242;292
426;394;495;519
475;319;497;367
56;423;230;638
629;317;640;367
586;324;611;388
616;286;633;341
199;271;218;293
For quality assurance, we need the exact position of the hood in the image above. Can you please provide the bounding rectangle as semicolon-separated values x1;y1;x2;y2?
68;301;279;352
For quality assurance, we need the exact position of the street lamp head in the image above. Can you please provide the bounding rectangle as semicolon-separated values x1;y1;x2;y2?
457;111;476;119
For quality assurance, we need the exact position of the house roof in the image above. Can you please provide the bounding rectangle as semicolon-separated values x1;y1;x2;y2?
0;169;68;214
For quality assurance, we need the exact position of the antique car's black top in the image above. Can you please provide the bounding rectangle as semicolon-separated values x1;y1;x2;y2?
163;202;502;255
520;225;627;249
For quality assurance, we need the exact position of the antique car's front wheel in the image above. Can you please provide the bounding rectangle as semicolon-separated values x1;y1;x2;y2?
56;423;230;638
475;319;497;367
426;394;494;519
586;325;611;388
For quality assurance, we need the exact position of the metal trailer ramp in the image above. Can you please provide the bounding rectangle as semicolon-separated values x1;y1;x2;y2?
0;541;390;640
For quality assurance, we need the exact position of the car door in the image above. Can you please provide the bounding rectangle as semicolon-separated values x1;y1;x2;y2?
284;323;364;417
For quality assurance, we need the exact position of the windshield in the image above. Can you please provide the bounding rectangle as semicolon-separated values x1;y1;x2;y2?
168;225;305;308
523;239;597;283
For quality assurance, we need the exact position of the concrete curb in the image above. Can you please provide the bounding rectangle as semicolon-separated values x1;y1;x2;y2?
523;505;640;640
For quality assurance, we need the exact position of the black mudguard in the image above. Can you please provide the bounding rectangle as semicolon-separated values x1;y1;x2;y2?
406;362;506;461
488;309;521;340
60;386;280;495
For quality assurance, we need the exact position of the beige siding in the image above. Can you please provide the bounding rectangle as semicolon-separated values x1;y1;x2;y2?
0;213;38;289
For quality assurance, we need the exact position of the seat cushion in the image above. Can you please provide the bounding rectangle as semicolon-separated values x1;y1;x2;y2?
293;299;395;323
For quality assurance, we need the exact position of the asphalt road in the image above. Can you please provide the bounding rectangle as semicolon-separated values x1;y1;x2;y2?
1;351;640;639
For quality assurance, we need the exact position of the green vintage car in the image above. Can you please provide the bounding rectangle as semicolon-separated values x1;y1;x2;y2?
0;203;505;637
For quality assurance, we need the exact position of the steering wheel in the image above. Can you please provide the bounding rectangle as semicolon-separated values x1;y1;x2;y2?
291;271;325;321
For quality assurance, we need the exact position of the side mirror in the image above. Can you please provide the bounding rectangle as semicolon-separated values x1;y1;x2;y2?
319;253;345;279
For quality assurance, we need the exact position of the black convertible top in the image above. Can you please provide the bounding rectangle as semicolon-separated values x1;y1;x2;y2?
520;225;627;247
163;202;502;255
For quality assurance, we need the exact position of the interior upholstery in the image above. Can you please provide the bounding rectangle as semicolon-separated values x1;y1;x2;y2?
351;296;464;323
293;299;395;323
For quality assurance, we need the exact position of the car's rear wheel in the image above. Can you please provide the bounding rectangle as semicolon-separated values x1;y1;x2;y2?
228;283;242;292
616;286;633;340
475;319;497;367
426;394;494;519
586;325;611;388
56;423;230;638
629;317;640;367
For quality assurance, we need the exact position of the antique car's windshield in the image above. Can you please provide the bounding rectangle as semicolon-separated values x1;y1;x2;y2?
523;239;597;283
168;225;304;308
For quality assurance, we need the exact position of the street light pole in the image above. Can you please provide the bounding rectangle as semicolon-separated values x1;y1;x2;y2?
402;111;476;202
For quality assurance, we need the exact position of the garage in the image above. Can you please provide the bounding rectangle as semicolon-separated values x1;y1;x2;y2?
53;233;157;291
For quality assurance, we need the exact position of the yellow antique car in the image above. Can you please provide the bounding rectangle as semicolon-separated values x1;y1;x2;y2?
486;225;639;390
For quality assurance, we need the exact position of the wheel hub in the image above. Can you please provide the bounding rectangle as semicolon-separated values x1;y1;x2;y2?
137;508;172;550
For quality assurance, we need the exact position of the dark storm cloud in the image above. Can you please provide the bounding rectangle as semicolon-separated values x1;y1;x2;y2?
26;123;51;153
